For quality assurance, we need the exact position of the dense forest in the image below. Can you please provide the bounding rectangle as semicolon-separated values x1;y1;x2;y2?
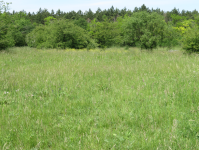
1;1;199;52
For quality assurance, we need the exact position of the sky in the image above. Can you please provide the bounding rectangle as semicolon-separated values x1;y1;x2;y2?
6;0;199;14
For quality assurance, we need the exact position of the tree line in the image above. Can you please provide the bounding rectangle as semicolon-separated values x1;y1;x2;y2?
11;4;199;24
0;1;199;52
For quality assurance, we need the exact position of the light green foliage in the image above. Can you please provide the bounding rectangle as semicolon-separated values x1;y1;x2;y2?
44;16;56;25
122;11;167;49
89;16;122;48
26;19;97;49
171;15;199;53
173;19;195;35
169;14;198;48
182;26;199;52
0;47;199;149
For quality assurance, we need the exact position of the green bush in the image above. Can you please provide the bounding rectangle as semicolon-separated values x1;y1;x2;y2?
160;24;180;48
25;25;46;48
0;11;35;50
122;11;167;49
74;18;88;30
26;19;97;49
12;18;35;46
0;13;15;50
182;27;199;52
0;28;15;50
88;17;122;48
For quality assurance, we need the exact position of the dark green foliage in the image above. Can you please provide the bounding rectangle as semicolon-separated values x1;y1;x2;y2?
194;15;199;26
171;14;187;26
74;18;88;30
26;19;97;49
12;18;35;46
35;8;50;24
160;24;180;48
182;27;199;52
25;25;46;48
0;2;15;50
0;9;35;50
2;3;198;29
85;9;94;20
0;26;15;50
122;12;167;49
139;4;151;12
0;13;15;50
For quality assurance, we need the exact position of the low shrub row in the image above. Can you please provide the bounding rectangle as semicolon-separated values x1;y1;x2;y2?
0;10;199;52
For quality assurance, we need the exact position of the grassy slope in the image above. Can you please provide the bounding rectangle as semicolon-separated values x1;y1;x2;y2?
0;47;199;149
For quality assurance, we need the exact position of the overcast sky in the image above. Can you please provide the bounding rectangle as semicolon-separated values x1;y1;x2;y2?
7;0;199;13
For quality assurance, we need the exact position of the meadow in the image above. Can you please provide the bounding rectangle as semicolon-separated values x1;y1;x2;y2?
0;47;199;149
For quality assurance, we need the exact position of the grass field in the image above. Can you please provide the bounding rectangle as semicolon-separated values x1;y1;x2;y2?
0;47;199;149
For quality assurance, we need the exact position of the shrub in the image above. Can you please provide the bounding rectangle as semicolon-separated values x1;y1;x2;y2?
74;18;88;30
0;11;35;49
160;24;180;48
182;27;199;52
26;19;97;49
88;17;122;48
0;13;15;50
0;28;15;50
25;25;46;48
122;11;167;49
12;18;35;46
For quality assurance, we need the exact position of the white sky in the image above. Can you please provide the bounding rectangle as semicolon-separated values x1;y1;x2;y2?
6;0;199;14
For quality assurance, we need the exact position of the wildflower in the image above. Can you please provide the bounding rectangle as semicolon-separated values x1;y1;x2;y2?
4;91;9;94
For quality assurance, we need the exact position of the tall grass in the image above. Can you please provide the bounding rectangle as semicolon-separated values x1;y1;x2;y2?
0;47;199;149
